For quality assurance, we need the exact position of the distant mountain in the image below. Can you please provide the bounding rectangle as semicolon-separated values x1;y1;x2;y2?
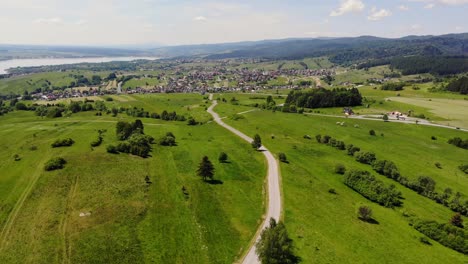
0;44;152;60
149;33;468;64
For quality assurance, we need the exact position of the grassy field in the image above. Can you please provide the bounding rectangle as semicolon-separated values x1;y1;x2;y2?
0;71;110;94
0;94;266;263
214;95;468;263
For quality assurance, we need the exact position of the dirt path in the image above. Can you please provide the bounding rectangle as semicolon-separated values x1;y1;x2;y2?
207;98;281;264
60;173;79;264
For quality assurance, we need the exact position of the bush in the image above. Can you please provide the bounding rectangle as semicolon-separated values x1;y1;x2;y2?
419;237;431;245
434;162;442;169
51;138;75;148
431;136;437;140
187;117;198;126
278;153;288;163
346;144;360;156
372;160;400;180
44;157;67;171
106;145;118;154
413;220;467;254
334;164;346;175
357;206;373;221
159;132;176;146
328;189;337;194
459;164;468;174
218;152;228;163
355;151;377;165
448;137;468;149
344;170;402;207
90;136;103;147
369;129;376;136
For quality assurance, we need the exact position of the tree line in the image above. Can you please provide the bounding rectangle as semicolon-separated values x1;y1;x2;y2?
285;88;362;109
316;134;468;216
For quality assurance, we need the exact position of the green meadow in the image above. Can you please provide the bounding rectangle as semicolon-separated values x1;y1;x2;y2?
0;94;266;263
214;95;468;263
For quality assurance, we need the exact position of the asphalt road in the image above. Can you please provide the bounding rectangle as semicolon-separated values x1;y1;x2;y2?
207;98;281;264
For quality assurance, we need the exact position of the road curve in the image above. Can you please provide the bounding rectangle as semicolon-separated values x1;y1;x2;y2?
207;98;281;264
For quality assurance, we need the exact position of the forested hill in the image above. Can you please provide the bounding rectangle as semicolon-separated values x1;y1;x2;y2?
196;33;468;63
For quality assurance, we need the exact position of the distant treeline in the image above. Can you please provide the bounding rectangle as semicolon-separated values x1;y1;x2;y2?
358;56;468;76
285;88;362;108
445;76;468;94
390;56;468;75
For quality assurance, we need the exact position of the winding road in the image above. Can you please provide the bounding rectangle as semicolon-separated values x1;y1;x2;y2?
207;96;281;264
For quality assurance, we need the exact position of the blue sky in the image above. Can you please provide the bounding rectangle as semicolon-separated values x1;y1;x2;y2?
0;0;466;46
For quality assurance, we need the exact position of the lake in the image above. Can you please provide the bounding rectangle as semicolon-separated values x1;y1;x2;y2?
0;57;159;74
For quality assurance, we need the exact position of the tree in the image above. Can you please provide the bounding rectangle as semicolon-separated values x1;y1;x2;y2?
450;213;464;228
369;129;376;136
218;152;228;163
255;218;300;264
197;156;215;181
251;134;262;150
357;206;373;221
335;164;346;174
383;114;389;122
278;153;288;163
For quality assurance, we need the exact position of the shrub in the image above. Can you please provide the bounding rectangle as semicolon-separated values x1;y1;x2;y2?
44;157;66;171
187;117;198;126
450;213;464;228
419;237;431;245
315;134;321;143
383;114;389;122
369;129;376;136
372;160;400;180
344;170;402;207
346;144;360;156
218;152;228;163
355;151;376;165
357;206;373;221
106;145;118;154
334;164;346;175
251;134;262;149
278;153;288;163
159;132;176;146
413;220;467;254
434;162;442;169
90;136;103;147
328;189;337;194
448;137;468;149
459;164;468;174
431;136;437;140
51;138;75;148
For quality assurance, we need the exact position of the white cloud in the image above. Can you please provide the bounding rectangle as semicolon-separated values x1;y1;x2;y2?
409;0;468;6
74;19;87;26
330;0;365;16
398;5;410;10
368;7;392;21
424;3;436;8
33;17;62;24
411;24;422;30
193;16;207;21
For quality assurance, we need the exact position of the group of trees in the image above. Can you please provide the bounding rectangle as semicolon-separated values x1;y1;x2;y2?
255;218;300;264
108;120;154;157
51;138;75;148
413;219;467;254
445;76;468;94
344;170;403;208
285;88;362;109
448;137;468;149
44;157;67;171
316;134;468;216
380;82;405;91
389;56;468;76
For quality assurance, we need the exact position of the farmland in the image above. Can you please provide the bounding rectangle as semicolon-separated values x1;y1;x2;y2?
0;94;266;263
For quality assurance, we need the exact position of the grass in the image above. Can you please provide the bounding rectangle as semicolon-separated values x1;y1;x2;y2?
0;94;266;263
214;96;468;263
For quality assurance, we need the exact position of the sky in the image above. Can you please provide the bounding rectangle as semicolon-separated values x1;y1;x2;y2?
0;0;466;46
